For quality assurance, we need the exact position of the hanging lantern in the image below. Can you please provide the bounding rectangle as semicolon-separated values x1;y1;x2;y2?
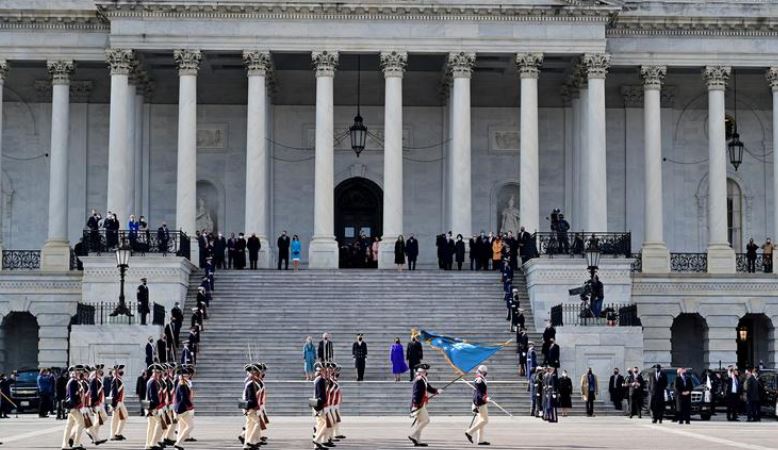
728;131;744;171
350;114;367;157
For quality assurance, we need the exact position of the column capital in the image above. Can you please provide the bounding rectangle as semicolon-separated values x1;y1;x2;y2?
0;60;8;81
766;67;778;91
703;65;730;90
311;51;338;77
515;52;543;79
47;60;74;85
571;62;588;89
128;66;145;86
105;49;135;75
582;53;610;80
620;85;643;108
380;51;408;78
243;50;272;77
174;49;202;76
447;52;475;79
640;65;667;90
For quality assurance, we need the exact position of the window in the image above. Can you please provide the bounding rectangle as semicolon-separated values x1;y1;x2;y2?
727;179;743;252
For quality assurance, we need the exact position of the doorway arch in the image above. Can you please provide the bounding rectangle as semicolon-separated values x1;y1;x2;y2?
334;177;383;268
671;313;708;370
0;312;39;372
737;314;774;369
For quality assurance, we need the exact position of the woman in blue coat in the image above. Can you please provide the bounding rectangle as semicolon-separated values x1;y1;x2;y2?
303;336;317;381
390;337;408;382
291;235;302;271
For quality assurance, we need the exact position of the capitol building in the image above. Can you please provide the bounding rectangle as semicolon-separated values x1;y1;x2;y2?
0;0;777;413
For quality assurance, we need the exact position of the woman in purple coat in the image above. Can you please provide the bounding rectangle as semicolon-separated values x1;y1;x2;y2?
390;337;409;382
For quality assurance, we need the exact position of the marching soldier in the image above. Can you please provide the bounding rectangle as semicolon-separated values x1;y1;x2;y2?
69;365;93;448
161;363;177;446
87;364;108;445
409;363;439;447
323;362;337;446
61;365;86;450
145;364;165;450
241;363;262;450
331;364;345;441
257;363;269;446
465;365;490;445
109;364;128;441
173;365;195;450
311;362;330;450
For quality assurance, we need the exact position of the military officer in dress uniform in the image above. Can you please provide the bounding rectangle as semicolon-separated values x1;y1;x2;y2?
61;365;87;450
331;364;345;441
241;363;263;450
87;364;108;445
173;365;195;450
409;363;439;447
109;364;128;441
465;365;490;445
311;362;330;450
145;363;165;450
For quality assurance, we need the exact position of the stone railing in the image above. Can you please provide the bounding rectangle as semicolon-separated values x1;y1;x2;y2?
532;232;631;258
81;229;190;259
72;301;166;326
550;302;637;327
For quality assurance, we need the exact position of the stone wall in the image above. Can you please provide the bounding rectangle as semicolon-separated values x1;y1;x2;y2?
70;324;162;383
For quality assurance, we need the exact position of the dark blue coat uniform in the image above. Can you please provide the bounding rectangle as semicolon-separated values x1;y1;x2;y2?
65;378;83;409
146;378;162;411
313;376;327;412
411;376;438;410
243;379;259;410
473;376;488;407
174;381;193;414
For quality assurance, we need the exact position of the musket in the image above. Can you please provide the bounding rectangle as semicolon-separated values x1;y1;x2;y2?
463;380;513;417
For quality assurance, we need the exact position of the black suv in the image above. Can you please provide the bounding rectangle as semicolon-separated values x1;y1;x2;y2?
757;370;778;418
640;367;714;421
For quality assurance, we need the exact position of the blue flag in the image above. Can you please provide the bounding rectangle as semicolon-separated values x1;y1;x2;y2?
418;330;507;375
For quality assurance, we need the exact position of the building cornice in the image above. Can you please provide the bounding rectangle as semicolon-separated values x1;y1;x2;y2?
608;16;778;37
0;9;108;32
95;1;617;22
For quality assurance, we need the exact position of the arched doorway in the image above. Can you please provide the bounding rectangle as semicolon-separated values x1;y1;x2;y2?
334;177;383;268
671;313;708;370
0;312;39;372
737;314;774;369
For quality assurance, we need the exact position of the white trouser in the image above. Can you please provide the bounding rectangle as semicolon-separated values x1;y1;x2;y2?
409;406;430;442
162;408;176;440
245;410;261;446
145;413;163;449
110;402;128;437
90;407;109;440
313;410;328;444
62;409;85;448
175;410;195;446
465;404;489;443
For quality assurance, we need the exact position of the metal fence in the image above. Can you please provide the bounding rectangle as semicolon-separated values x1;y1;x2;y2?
532;232;631;258
71;301;166;326
550;302;641;327
2;250;41;270
735;253;769;273
81;229;190;259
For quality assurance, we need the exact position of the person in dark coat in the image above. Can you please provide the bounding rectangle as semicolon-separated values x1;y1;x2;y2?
277;231;290;270
675;368;693;424
171;302;184;347
468;235;478;270
234;233;247;269
247;233;261;270
479;233;491;270
137;278;150;325
649;364;668;423
135;370;147;416
352;334;368;381
214;233;227;269
454;234;466;270
156;336;168;363
318;333;334;362
609;368;625;410
725;368;741;421
55;370;68;419
227;233;237;269
541;322;556;365
435;234;446;269
558;370;573;416
444;232;455;270
745;368;761;422
406;234;419;271
546;339;560;369
406;335;424;381
515;328;529;376
628;367;644;418
394;235;406;270
145;337;155;366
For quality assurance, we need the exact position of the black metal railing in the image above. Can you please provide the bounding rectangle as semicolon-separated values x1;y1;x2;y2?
630;253;642;272
71;301;166;326
549;302;636;327
736;253;768;273
618;304;642;327
2;250;41;270
670;252;707;272
82;229;190;258
532;232;631;258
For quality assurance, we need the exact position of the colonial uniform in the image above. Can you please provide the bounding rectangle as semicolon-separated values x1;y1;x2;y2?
311;363;330;450
145;364;165;450
258;364;269;444
162;365;178;445
242;364;263;450
465;366;490;445
331;365;345;440
109;364;128;441
70;367;92;446
409;363;438;447
61;365;86;450
174;366;195;448
87;365;108;444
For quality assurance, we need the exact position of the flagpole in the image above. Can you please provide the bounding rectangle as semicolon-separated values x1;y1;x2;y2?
410;373;465;414
462;380;514;417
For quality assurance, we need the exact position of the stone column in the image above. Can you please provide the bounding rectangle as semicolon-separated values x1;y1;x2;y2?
767;68;778;267
41;60;74;271
132;71;145;216
447;52;475;237
703;66;736;273
516;53;543;234
575;65;589;231
0;60;7;263
378;51;407;269
640;66;670;272
243;50;272;268
174;50;201;264
308;51;339;268
583;53;610;232
126;68;138;218
569;85;581;230
105;49;134;227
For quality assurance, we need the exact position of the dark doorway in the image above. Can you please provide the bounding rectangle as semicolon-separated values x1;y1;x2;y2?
671;313;708;370
334;177;383;268
1;312;39;373
737;314;774;370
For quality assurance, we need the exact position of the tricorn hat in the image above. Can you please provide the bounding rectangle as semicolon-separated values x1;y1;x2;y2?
415;362;430;371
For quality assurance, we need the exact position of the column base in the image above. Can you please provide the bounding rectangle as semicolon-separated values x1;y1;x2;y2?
41;240;71;272
308;236;339;269
640;243;670;273
706;244;736;274
258;237;271;269
378;237;398;270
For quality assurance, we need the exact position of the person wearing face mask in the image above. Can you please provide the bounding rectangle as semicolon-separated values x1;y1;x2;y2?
609;368;625;410
762;238;774;273
558;370;573;417
352;334;368;381
277;231;291;270
318;333;334;363
465;365;490;445
454;234;466;270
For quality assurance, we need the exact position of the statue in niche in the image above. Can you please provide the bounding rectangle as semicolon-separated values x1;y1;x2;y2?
196;197;214;232
500;195;520;234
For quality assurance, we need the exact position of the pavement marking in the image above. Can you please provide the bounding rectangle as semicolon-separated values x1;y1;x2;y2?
0;425;62;443
642;424;775;450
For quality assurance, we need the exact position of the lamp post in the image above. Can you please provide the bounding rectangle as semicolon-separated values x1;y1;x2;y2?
585;235;601;279
110;239;132;317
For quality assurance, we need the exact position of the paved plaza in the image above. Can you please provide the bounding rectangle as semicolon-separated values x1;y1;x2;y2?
1;415;775;450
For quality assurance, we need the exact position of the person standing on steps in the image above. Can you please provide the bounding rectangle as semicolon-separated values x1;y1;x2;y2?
394;235;406;271
352;334;368;381
304;337;317;381
247;233;261;270
235;233;247;270
409;363;439;447
277;231;291;270
454;234;466;270
464;365;490;446
227;233;237;269
291;235;302;271
318;333;334;363
391;338;409;382
406;335;423;382
406;234;419;271
137;278;150;325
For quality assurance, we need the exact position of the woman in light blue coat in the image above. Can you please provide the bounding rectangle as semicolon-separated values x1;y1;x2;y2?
303;336;317;380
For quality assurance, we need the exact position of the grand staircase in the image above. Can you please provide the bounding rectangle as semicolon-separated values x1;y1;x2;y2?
187;269;612;416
